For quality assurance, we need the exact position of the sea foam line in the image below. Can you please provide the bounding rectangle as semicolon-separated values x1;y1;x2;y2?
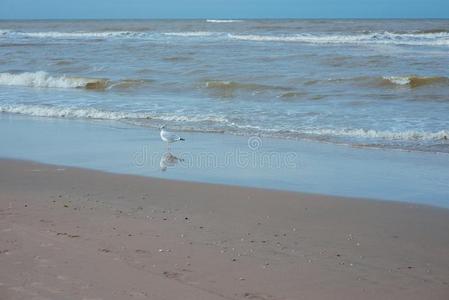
1;29;448;46
0;104;230;124
1;103;447;142
163;31;216;37
7;30;145;39
227;32;449;46
300;128;449;141
0;104;132;120
228;122;449;142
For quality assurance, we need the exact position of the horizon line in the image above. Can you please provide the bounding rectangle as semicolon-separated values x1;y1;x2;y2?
1;17;449;21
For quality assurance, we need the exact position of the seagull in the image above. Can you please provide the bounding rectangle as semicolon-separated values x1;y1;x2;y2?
160;125;185;150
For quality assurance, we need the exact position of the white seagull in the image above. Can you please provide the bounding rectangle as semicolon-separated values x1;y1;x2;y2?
160;125;185;149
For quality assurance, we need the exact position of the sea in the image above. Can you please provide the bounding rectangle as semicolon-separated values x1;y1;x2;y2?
0;19;449;153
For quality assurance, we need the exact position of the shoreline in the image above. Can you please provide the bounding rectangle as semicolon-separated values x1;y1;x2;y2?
1;113;449;208
1;159;449;299
3;157;448;212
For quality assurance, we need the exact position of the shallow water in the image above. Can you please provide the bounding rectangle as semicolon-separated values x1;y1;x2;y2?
2;114;449;208
0;19;449;152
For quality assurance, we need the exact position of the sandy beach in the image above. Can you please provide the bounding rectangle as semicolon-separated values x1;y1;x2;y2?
1;159;448;299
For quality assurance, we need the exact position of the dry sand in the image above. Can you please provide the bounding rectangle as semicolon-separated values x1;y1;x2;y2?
1;159;448;300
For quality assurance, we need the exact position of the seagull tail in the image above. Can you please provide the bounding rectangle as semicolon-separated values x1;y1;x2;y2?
179;138;185;141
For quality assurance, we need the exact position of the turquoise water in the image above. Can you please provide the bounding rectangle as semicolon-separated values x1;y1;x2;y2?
1;19;449;152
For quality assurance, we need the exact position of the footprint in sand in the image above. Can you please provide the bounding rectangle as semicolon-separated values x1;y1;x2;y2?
163;271;181;279
243;292;274;300
134;249;151;255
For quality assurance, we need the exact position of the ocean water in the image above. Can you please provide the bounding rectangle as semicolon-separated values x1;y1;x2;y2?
1;19;449;153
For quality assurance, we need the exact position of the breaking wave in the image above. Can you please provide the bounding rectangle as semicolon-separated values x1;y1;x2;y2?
0;72;152;90
0;71;108;90
381;76;449;88
299;128;449;142
226;124;449;142
0;104;230;124
0;104;132;119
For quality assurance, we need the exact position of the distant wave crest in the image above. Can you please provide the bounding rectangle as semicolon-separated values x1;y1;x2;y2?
206;19;242;23
1;29;448;46
228;32;449;46
5;30;145;39
414;29;449;34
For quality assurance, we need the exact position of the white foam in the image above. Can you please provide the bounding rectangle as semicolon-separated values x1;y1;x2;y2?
206;19;242;23
383;76;411;85
0;104;132;120
163;31;215;37
0;104;230;125
194;118;449;142
1;29;448;46
227;124;449;141
228;32;449;46
11;31;143;39
0;72;106;89
156;114;229;123
301;128;449;141
1;104;447;143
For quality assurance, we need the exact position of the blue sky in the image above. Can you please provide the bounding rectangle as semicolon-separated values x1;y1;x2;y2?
0;0;447;19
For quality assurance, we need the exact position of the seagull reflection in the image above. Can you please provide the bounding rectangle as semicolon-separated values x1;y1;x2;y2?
160;152;184;172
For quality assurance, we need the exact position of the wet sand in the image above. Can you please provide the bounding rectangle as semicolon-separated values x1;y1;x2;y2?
1;159;449;299
2;113;449;207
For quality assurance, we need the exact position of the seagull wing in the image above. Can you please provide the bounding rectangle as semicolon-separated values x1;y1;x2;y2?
161;130;181;142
